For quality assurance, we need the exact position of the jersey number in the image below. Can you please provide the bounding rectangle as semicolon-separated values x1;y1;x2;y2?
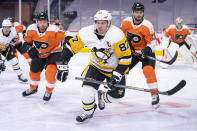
33;41;49;49
119;42;129;52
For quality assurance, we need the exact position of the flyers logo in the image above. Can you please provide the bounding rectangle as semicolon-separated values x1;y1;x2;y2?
175;34;184;40
33;40;49;49
127;32;141;44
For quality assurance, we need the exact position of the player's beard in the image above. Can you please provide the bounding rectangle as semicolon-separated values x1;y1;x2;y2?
38;25;48;33
133;15;144;25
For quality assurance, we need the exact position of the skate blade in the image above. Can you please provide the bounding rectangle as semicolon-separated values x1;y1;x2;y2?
20;81;28;84
43;100;50;104
152;104;160;109
75;119;90;125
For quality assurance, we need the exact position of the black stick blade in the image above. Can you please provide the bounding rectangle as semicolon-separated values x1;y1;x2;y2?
166;80;186;95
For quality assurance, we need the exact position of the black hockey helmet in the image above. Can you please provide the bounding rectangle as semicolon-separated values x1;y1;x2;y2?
132;2;144;12
36;11;48;21
7;17;14;23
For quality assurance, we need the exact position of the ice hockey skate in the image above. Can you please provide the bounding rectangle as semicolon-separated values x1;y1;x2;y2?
22;88;38;96
18;74;28;83
76;104;97;123
151;94;160;109
43;91;52;102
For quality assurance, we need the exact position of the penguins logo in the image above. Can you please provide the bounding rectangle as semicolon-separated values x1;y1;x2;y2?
92;47;112;65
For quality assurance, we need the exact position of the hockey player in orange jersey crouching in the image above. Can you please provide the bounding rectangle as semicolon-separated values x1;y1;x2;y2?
120;2;160;108
160;17;197;68
22;11;66;102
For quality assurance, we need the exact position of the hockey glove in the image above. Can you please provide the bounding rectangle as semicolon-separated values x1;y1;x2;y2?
141;46;152;57
56;61;69;82
0;59;6;72
23;42;39;59
27;46;39;59
108;71;123;89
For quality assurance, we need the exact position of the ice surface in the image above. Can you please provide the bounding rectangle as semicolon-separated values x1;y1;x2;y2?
0;53;197;131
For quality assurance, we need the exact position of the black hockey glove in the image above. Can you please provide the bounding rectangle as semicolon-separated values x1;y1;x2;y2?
141;46;152;57
62;36;73;47
56;61;69;82
0;59;6;72
27;46;39;59
108;71;123;89
23;42;39;59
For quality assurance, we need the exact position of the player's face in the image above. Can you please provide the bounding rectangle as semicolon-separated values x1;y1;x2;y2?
133;10;144;22
37;20;48;31
2;26;11;35
95;20;108;35
176;22;183;29
55;19;59;24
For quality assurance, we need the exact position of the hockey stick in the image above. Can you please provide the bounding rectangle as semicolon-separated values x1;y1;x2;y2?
132;51;178;65
39;50;62;56
74;77;186;96
146;51;178;65
126;32;178;65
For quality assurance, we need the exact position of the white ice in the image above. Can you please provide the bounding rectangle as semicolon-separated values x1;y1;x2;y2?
0;53;197;131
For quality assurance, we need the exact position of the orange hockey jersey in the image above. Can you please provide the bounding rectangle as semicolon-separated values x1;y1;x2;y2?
164;24;190;44
13;22;26;34
120;17;155;50
24;24;66;58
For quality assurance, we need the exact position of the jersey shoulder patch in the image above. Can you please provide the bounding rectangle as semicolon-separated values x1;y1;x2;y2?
122;17;132;22
47;24;59;32
78;25;94;41
106;25;125;44
142;19;155;34
27;24;37;31
182;25;189;30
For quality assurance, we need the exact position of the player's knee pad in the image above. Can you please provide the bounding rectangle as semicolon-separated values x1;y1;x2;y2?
179;44;194;63
107;88;125;98
167;42;179;54
8;57;20;69
8;57;18;65
161;35;170;49
81;85;97;104
45;64;57;84
143;65;157;83
29;71;41;81
185;35;196;48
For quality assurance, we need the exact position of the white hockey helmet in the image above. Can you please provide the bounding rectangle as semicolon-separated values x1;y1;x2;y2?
2;19;12;27
94;10;112;23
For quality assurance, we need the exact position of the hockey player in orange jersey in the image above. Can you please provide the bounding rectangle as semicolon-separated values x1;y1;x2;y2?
160;17;197;68
22;11;66;101
120;2;160;108
7;17;31;65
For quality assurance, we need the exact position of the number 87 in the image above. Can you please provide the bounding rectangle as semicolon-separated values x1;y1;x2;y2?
119;42;129;52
